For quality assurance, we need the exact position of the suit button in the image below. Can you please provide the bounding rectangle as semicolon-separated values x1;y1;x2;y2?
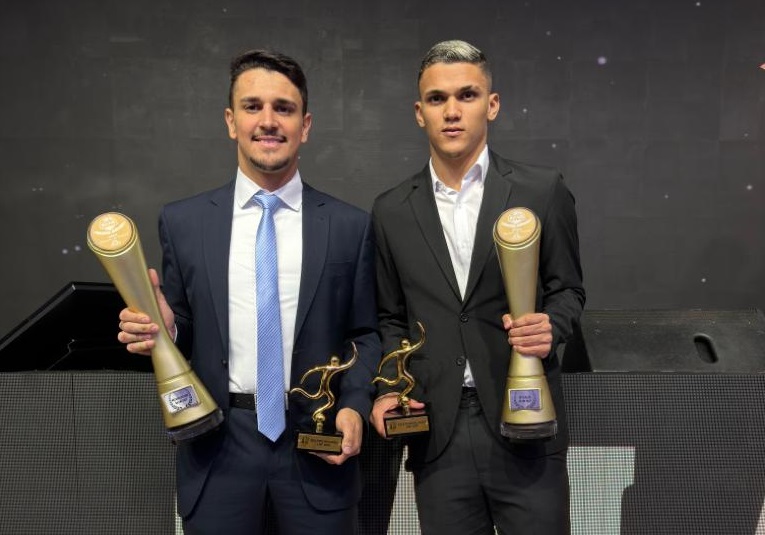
456;356;466;366
221;359;228;367
459;313;469;323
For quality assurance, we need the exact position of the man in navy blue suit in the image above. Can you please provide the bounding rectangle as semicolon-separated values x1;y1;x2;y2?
118;49;380;535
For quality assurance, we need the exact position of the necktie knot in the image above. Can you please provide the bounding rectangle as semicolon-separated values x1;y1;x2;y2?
254;192;281;212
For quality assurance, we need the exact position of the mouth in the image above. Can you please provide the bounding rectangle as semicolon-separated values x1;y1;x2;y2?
253;135;286;148
442;127;463;137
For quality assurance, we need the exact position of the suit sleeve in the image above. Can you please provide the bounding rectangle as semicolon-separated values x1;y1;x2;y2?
539;175;586;354
337;215;382;422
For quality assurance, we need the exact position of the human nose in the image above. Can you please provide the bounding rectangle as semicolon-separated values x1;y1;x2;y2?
444;97;460;120
260;105;278;129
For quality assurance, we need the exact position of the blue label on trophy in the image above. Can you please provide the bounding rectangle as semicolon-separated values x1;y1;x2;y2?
162;385;200;414
509;388;542;411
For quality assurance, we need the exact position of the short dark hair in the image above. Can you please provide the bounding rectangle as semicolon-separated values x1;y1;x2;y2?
418;40;492;88
228;49;309;114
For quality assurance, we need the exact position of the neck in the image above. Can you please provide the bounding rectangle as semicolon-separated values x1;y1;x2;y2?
431;152;481;191
239;159;297;192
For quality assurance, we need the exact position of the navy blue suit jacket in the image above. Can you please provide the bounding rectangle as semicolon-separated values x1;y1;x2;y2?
157;180;380;517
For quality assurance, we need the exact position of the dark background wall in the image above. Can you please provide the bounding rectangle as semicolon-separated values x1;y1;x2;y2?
1;0;763;337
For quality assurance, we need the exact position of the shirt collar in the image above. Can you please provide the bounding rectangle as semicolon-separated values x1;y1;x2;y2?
234;167;303;211
430;145;490;193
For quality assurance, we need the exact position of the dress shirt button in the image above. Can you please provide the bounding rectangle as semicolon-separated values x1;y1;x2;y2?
456;356;466;366
459;313;469;323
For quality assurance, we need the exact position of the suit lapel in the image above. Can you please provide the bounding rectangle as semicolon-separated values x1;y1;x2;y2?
408;169;462;301
463;153;514;302
203;182;235;356
295;184;329;339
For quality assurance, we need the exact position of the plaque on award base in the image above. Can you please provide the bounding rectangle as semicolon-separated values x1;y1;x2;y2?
382;405;430;438
295;429;343;454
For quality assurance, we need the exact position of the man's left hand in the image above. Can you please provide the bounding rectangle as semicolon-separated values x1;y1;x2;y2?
314;408;362;465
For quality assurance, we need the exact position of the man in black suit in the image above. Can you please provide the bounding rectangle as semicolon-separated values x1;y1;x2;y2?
118;49;380;535
371;40;585;534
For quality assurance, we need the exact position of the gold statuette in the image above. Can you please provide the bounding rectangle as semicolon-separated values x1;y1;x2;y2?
87;212;223;443
372;321;430;437
493;207;557;439
289;343;358;454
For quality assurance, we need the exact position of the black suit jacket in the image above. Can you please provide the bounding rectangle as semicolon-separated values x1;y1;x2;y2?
372;151;585;466
158;180;380;516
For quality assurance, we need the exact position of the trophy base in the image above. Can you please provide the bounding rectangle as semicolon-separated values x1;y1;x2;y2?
166;408;224;444
383;409;430;438
296;431;343;454
500;420;557;440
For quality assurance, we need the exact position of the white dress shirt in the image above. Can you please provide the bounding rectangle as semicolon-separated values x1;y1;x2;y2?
430;145;490;387
228;168;303;395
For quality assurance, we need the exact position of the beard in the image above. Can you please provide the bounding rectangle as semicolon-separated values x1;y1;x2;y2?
248;155;291;173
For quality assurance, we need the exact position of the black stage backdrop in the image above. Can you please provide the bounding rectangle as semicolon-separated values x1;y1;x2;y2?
1;0;764;336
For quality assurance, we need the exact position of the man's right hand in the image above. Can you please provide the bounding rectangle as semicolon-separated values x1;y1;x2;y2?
116;268;175;355
370;392;426;439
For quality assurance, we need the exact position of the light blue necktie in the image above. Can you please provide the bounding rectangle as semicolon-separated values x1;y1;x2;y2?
253;192;285;441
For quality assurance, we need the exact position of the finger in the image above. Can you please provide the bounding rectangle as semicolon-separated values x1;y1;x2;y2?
502;313;513;329
119;308;151;324
125;339;155;355
120;321;159;335
336;411;362;456
407;399;426;410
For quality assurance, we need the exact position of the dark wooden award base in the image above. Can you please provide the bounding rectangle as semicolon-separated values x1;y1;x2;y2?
295;431;343;454
383;408;430;438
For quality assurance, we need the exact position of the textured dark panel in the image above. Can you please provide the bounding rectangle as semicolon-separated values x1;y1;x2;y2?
3;372;765;533
565;374;765;534
574;309;765;372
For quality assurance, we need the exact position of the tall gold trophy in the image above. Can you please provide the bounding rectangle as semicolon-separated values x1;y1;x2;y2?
87;212;223;443
493;207;557;439
372;321;430;437
289;343;358;454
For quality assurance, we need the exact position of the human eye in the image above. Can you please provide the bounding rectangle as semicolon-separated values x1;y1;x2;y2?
426;94;445;104
460;90;477;101
243;101;262;112
275;103;295;115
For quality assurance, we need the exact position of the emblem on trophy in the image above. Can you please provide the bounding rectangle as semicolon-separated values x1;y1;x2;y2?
87;212;223;443
372;321;430;437
289;342;358;454
493;207;557;440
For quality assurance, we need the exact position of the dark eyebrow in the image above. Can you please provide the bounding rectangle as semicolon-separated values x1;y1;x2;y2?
238;97;298;109
423;85;481;98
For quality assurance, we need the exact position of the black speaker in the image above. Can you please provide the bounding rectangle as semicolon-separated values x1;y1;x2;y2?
563;309;765;372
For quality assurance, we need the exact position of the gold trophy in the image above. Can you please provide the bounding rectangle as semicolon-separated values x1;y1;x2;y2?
493;207;557;439
372;321;430;437
289;343;358;454
87;212;223;444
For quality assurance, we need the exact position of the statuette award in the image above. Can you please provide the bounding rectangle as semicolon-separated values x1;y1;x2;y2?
87;212;223;443
289;343;358;454
372;321;430;437
493;207;557;439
